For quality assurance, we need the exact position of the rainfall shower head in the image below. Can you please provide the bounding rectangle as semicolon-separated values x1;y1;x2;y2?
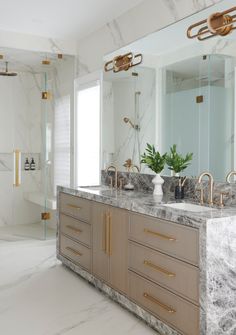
0;62;17;76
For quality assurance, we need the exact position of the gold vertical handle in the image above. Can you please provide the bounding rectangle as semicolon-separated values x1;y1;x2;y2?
105;211;110;254
13;149;21;187
102;212;106;252
108;212;112;256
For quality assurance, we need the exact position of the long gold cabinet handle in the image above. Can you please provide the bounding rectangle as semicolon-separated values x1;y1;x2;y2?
144;228;176;241
143;292;176;314
66;203;81;210
102;212;106;252
105;211;110;255
143;260;176;277
108;213;112;256
66;225;82;234
66;246;83;256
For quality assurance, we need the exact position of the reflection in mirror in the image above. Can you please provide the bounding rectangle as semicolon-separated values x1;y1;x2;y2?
102;0;236;181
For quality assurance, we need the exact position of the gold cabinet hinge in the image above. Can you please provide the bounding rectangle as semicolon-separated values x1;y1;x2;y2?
196;95;204;103
41;212;51;220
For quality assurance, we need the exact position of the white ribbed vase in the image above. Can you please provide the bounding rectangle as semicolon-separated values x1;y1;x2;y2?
152;174;164;196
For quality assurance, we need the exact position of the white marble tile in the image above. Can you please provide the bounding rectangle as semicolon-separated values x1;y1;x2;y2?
0;238;157;335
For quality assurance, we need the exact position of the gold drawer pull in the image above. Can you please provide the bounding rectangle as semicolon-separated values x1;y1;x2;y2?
67;203;81;210
144;260;176;277
143;292;176;314
66;246;83;256
144;228;176;241
66;225;82;234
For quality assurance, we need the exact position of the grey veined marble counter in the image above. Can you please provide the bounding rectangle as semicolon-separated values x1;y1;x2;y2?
58;185;236;335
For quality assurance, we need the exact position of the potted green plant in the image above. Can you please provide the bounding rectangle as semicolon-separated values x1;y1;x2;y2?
141;143;167;196
166;144;193;176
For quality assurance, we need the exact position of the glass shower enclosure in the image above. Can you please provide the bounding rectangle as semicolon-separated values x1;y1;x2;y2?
0;48;59;240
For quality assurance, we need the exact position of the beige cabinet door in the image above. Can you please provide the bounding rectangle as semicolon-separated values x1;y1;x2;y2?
92;202;109;282
109;207;128;294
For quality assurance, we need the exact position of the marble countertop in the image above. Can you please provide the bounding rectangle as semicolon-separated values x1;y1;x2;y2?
58;185;236;229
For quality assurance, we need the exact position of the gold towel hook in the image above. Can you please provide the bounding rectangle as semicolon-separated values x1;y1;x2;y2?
187;6;236;41
104;52;142;73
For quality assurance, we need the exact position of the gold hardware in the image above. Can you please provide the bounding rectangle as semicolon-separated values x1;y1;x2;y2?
41;212;51;220
66;246;83;256
104;52;142;73
187;7;236;41
108;213;112;256
197;171;214;205
42;59;51;65
226;170;236;183
143;293;176;314
196;95;203;103
108;176;113;188
58;54;63;59
119;178;124;190
143;260;176;277
106;165;118;189
105;212;110;255
219;192;229;208
196;187;204;205
66;225;82;233
0;54;3;59
144;228;176;241
102;212;105;251
123;158;140;172
13;149;21;187
66;203;81;210
42;91;52;100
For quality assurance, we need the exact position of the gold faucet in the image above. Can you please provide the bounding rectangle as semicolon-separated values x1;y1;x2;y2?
106;165;118;188
197;171;214;205
226;170;236;183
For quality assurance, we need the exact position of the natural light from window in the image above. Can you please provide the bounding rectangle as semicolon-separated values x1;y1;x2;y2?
77;84;100;186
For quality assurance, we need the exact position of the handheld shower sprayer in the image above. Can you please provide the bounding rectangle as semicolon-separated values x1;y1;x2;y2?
123;117;140;131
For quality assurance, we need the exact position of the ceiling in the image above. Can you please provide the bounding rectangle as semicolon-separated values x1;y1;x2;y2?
0;0;143;40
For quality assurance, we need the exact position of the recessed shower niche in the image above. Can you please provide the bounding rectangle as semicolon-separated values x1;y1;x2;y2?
0;47;74;239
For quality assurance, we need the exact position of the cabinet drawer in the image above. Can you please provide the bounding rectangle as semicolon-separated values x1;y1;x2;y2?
60;214;91;247
129;242;199;303
129;213;199;265
129;271;199;335
60;234;91;271
59;193;90;222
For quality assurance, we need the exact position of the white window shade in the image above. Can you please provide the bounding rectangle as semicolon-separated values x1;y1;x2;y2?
76;83;100;186
54;95;70;194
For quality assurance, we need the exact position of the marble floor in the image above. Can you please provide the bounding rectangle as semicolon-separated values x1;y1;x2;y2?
0;230;158;335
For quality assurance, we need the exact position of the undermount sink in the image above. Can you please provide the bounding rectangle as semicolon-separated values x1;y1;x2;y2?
163;202;213;212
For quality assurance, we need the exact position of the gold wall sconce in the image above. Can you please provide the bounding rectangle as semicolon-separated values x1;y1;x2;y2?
104;52;142;73
0;54;3;60
57;54;63;59
187;6;236;41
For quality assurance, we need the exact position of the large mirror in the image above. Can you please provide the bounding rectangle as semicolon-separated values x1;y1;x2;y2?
102;0;236;181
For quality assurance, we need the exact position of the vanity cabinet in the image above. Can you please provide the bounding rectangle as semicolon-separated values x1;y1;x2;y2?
92;202;129;294
58;192;200;335
58;193;92;271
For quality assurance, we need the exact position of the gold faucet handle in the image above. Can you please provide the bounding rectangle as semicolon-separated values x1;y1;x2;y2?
108;176;113;188
196;187;204;205
118;178;124;190
219;191;229;208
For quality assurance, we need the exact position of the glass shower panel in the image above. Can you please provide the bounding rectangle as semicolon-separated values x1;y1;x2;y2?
41;71;55;240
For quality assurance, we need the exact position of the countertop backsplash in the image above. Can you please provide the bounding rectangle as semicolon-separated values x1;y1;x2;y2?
101;170;236;207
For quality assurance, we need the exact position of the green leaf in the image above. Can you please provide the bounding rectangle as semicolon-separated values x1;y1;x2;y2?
166;144;193;173
140;143;166;174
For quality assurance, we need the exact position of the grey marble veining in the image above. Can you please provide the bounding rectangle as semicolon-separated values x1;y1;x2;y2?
58;183;236;335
